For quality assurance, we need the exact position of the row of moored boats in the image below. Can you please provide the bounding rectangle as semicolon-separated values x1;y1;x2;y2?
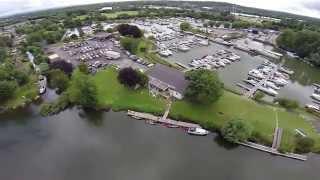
189;50;241;69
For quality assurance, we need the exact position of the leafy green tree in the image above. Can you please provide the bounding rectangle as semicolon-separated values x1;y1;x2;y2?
253;91;265;102
120;37;140;54
185;69;223;104
274;98;299;110
221;119;253;143
48;69;70;93
118;67;148;88
78;63;89;74
295;136;315;153
68;71;97;108
180;22;191;31
117;24;143;38
0;48;7;62
0;80;17;100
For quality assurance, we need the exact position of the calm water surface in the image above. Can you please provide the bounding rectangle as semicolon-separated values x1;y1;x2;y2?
0;105;319;180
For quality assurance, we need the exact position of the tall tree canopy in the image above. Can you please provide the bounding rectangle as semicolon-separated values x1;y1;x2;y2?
118;67;148;88
185;69;223;104
117;24;143;38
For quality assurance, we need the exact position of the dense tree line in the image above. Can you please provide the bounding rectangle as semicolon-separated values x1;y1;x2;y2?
277;29;320;66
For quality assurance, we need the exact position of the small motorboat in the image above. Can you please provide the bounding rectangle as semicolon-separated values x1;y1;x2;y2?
187;127;209;136
39;86;46;94
146;120;157;125
311;93;320;101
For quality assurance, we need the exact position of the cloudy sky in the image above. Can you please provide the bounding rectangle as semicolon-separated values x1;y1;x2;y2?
1;0;320;18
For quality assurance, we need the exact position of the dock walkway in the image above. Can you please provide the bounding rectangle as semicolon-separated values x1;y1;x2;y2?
127;110;201;128
244;65;279;98
239;142;307;161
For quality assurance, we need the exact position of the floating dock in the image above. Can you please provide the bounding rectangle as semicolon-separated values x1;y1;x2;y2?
127;110;201;128
239;142;307;161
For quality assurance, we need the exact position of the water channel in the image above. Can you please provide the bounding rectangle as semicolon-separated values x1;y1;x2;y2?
0;104;320;180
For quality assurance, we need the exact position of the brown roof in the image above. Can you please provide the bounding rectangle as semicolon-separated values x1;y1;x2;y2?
147;64;189;94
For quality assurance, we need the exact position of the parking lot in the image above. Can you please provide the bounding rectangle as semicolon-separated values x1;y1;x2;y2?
46;35;151;73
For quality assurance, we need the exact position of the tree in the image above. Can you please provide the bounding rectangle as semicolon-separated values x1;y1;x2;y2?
274;98;299;110
13;70;29;85
117;24;143;38
68;71;97;108
180;22;191;31
118;67;147;88
295;136;315;153
221;119;253;143
48;69;70;93
0;48;7;62
185;69;223;104
78;63;89;74
253;91;265;102
49;60;73;75
0;80;17;100
120;37;140;54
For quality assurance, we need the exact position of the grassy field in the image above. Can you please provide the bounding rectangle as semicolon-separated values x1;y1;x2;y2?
92;68;166;113
90;67;320;152
102;11;139;19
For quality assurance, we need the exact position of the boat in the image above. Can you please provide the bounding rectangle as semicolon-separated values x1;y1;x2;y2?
271;78;288;86
243;79;258;86
258;86;278;96
265;81;280;90
146;120;157;125
178;45;190;52
248;69;265;79
187;127;209;136
279;67;294;75
305;104;320;112
39;86;46;94
311;93;320;101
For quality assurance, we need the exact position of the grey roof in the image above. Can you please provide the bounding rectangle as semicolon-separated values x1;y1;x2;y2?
147;64;189;94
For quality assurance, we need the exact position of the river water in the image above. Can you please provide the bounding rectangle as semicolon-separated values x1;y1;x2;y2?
166;42;320;105
0;104;320;180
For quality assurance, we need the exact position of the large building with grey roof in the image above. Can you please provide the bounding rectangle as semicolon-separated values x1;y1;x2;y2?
147;64;189;99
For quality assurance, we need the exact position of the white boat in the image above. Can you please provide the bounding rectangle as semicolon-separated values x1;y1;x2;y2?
243;79;258;86
258;86;278;96
198;40;209;46
279;67;294;75
311;93;320;101
271;78;288;86
248;69;265;79
178;45;190;52
39;87;46;94
305;104;320;112
187;127;209;136
265;81;280;90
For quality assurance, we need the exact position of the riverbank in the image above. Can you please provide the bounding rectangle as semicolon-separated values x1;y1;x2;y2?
90;67;320;153
0;74;39;113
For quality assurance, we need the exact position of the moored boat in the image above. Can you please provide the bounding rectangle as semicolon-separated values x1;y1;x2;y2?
187;127;209;136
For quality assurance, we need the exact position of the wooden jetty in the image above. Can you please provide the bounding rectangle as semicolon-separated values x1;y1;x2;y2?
127;110;201;128
271;127;283;149
239;142;307;161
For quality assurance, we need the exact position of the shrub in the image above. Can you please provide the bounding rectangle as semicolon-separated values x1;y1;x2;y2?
274;98;299;110
118;67;148;88
0;80;17;100
295;136;315;153
221;119;253;143
49;60;73;75
253;91;265;102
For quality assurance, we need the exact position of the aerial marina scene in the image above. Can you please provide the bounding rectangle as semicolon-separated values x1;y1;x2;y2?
1;1;320;179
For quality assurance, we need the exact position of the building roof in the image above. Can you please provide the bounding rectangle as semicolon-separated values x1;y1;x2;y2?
147;64;189;94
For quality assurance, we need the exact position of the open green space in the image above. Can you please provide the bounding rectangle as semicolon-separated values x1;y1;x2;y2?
102;11;139;19
92;67;166;113
90;67;320;152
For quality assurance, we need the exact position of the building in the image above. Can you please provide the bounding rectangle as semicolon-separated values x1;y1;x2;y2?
147;64;189;99
99;7;113;11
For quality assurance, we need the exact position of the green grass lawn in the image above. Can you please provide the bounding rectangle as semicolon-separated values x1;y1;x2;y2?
102;11;139;19
89;67;320;152
91;67;166;113
170;92;320;152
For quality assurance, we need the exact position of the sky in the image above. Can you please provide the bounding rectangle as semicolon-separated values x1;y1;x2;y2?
1;0;320;18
